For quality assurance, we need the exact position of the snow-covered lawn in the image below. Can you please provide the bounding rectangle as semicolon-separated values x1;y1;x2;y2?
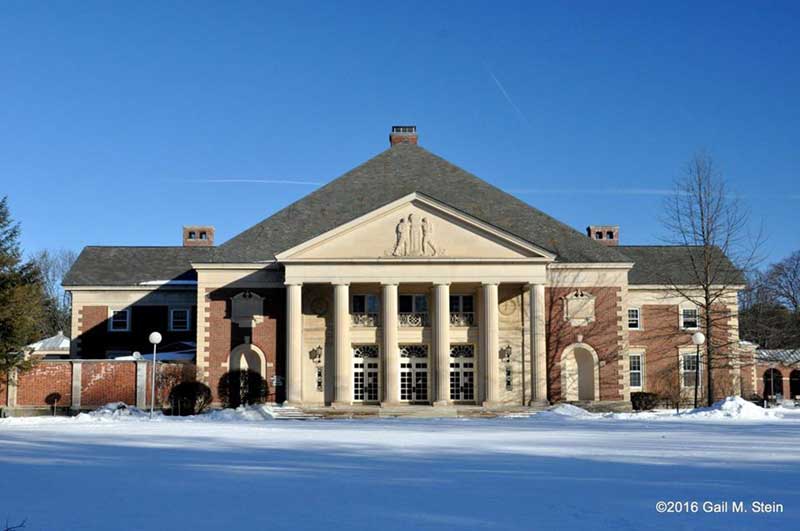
1;399;799;530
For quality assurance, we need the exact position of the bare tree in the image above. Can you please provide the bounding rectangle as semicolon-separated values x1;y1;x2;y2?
31;248;77;335
660;152;762;406
765;251;800;313
740;264;800;349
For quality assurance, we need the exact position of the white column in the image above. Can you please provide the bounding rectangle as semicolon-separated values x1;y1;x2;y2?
285;283;303;404
381;283;400;405
433;283;451;406
333;283;351;406
482;282;500;406
530;283;548;403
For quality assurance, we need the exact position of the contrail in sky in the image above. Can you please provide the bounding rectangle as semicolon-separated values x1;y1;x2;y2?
489;70;530;127
183;178;323;186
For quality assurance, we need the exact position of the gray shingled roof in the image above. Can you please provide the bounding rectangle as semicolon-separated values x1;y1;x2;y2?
63;246;214;286
757;350;800;365
216;143;631;264
620;245;745;285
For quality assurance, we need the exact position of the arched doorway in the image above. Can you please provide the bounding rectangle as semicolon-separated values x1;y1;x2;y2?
763;368;783;399
560;343;599;401
790;370;800;401
230;343;266;377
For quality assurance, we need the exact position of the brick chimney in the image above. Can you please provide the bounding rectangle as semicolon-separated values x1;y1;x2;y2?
183;226;215;247
587;225;619;246
389;125;418;146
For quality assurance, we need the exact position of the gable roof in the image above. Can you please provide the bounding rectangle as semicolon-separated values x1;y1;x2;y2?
620;245;745;286
63;246;214;287
216;143;630;264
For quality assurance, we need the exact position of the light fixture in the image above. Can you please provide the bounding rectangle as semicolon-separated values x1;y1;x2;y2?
309;345;323;365
691;331;705;408
148;331;162;419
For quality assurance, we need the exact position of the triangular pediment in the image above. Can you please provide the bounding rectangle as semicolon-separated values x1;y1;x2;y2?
276;193;555;262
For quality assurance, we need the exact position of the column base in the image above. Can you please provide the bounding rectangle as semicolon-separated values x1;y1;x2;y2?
331;401;353;409
433;400;453;407
380;401;405;408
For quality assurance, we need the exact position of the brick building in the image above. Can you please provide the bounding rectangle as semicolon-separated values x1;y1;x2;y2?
63;126;748;412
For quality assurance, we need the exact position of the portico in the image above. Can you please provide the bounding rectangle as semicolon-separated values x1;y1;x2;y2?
283;278;549;408
274;191;555;408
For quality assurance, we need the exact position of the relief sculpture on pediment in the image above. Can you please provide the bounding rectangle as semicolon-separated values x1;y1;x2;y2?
390;213;441;257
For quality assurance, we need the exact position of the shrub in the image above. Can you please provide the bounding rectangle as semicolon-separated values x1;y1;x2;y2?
168;381;212;416
631;392;659;411
217;370;268;409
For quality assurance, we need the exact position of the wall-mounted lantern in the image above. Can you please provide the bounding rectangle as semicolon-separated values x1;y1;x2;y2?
309;345;324;391
499;345;513;391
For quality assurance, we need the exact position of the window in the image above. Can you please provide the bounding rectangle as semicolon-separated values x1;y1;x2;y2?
169;307;191;331
449;295;475;326
188;231;196;240
681;308;699;330
629;353;643;389
199;231;207;240
108;309;130;332
352;294;380;314
627;308;641;329
399;294;428;326
606;231;614;240
399;294;427;313
595;231;603;239
681;353;699;388
352;294;380;326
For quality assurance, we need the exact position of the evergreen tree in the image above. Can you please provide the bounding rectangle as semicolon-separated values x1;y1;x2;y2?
0;196;45;380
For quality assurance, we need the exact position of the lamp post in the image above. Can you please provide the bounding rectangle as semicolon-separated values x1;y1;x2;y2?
148;331;162;419
691;331;706;408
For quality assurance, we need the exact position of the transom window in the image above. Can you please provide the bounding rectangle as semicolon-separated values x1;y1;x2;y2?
681;353;699;388
681;308;699;330
108;309;130;332
627;308;641;330
169;307;191;331
629;353;643;389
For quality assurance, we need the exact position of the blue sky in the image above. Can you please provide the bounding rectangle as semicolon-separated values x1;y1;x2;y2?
1;1;797;266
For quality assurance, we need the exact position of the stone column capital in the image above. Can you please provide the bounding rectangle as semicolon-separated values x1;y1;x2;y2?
433;281;451;287
481;281;500;287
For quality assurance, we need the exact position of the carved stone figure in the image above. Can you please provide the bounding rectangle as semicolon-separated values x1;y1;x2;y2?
421;217;437;256
392;217;409;256
389;213;442;257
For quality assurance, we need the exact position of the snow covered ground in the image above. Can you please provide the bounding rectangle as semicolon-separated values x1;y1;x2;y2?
1;398;799;530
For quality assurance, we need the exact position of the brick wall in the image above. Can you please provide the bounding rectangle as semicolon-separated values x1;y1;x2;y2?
17;362;73;406
546;286;624;402
629;303;741;401
205;288;284;404
3;360;197;412
76;305;196;358
81;362;137;407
